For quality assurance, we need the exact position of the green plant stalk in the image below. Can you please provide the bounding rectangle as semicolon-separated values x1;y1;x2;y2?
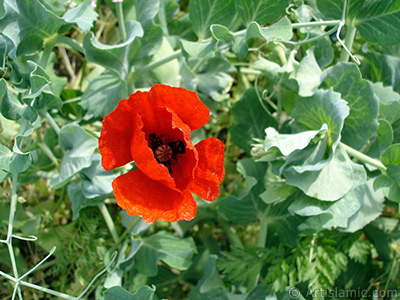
45;111;61;135
116;2;127;43
118;217;140;244
5;173;22;299
131;50;182;82
339;19;357;63
56;35;84;54
340;142;387;173
219;218;244;249
98;203;119;244
40;35;57;69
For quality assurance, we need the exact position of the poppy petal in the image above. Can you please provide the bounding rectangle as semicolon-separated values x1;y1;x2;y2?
99;98;137;171
191;138;225;202
149;84;210;131
112;169;197;223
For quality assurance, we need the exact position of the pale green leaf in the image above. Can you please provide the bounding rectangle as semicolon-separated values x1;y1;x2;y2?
235;0;290;26
293;48;322;97
104;285;156;300
62;0;98;32
180;39;217;58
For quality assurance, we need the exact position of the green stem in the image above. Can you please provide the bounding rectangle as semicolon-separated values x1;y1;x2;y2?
98;203;119;244
118;217;140;244
45;111;60;135
340;142;387;173
219;218;244;249
291;20;340;29
7;174;20;281
131;50;182;81
339;19;357;63
116;2;127;42
56;35;84;54
40;35;57;69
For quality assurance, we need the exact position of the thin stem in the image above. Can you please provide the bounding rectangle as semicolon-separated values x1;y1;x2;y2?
131;50;182;81
40;35;57;69
340;143;387;173
338;19;358;63
291;20;340;29
18;280;80;300
98;203;119;244
118;217;140;244
56;35;84;54
285;25;339;46
219;219;244;249
44;111;60;135
116;2;127;42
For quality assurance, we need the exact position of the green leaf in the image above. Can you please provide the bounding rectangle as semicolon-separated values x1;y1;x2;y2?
62;0;98;32
348;240;371;264
293;48;322;97
197;255;226;294
380;144;400;166
0;0;67;57
321;63;379;150
67;181;105;220
235;0;290;26
343;179;385;232
354;0;400;46
189;0;236;39
210;24;234;43
8;153;32;174
135;231;196;277
80;72;128;118
218;195;259;225
104;285;156;300
136;0;159;32
232;17;293;58
151;37;180;85
0;144;12;181
289;162;366;229
365;119;393;159
292;88;349;148
83;21;143;77
259;181;297;204
81;154;116;199
284;144;354;201
371;82;400;124
180;39;217;58
230;88;278;154
50;124;98;189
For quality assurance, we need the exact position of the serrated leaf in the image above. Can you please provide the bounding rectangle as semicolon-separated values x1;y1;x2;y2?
0;0;67;57
348;240;371;264
230;88;278;154
235;0;290;26
189;0;236;39
104;285;156;300
135;231;196;277
83;21;143;77
80;72;128;118
50;124;98;189
321;63;379;150
62;0;98;32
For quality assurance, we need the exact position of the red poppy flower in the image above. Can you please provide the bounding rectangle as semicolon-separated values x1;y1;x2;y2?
99;84;225;222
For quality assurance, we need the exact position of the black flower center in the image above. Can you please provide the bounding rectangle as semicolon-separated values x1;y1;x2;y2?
149;133;185;173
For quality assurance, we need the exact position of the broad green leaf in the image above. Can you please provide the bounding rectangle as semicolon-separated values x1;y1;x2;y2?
374;173;400;203
50;124;98;189
235;0;290;26
263;124;328;156
0;78;23;120
260;181;297;204
210;24;234;43
180;39;217;58
366;119;393;159
292;88;349;148
230;88;278;154
197;255;226;294
354;0;400;46
380;144;400;166
293;48;322;97
253;57;281;80
133;23;163;61
371;82;400;124
81;154;116;199
0;34;14;67
104;285;156;300
362;48;400;93
80;73;128;118
321;63;379;150
135;231;196;277
284;144;354;201
62;0;98;32
189;0;236;39
289;162;366;229
32;91;63;112
342;179;385;232
136;0;159;32
67;181;105;220
233;18;293;58
302;31;334;69
83;21;143;77
0;0;67;57
218;195;259;225
8;153;32;174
